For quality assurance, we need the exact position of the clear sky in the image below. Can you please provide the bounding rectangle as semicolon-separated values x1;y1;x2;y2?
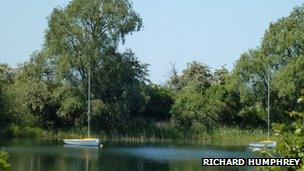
0;0;303;83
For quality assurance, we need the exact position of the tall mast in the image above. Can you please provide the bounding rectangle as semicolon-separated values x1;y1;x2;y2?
267;70;270;140
87;65;91;137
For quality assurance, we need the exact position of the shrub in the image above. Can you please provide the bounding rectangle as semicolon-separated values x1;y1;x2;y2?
272;97;304;170
0;150;9;171
4;124;43;138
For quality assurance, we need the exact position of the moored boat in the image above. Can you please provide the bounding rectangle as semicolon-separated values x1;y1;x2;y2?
249;141;276;148
63;138;101;146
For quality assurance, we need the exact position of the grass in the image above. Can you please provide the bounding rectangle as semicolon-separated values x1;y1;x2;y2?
1;121;275;146
41;126;276;146
209;127;275;145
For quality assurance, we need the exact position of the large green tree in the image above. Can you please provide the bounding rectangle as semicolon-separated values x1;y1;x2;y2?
45;0;143;87
261;6;304;114
232;6;304;124
43;0;148;131
262;6;304;65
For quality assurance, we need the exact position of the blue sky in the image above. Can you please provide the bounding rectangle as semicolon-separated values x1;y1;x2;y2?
0;0;303;83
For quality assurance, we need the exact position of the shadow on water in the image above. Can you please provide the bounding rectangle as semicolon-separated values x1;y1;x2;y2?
0;139;258;171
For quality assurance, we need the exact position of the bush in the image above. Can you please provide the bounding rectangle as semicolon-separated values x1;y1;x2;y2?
4;124;43;138
171;85;217;133
0;150;9;171
142;85;174;121
272;97;304;170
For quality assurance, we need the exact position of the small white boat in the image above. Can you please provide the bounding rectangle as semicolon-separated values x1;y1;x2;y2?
249;141;276;148
63;138;100;146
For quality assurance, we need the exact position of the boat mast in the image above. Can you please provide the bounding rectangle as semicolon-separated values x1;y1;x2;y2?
267;70;270;140
88;65;91;138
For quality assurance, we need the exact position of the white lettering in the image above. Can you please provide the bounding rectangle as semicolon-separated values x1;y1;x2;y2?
293;159;301;166
247;159;255;166
239;159;245;166
262;159;269;165
203;159;210;165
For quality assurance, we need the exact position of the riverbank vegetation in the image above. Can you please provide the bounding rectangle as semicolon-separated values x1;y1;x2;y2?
0;150;9;171
0;0;304;150
271;96;304;170
43;127;271;146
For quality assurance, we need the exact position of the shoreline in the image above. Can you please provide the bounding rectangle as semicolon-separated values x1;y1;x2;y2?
39;127;275;146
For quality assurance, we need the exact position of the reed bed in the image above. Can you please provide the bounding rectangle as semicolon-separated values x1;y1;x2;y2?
42;127;275;146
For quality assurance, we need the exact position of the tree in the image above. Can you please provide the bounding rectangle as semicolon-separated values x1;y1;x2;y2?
233;49;270;106
42;0;148;131
204;85;242;126
260;6;304;122
273;55;304;110
9;52;59;128
171;84;217;135
142;84;174;121
232;5;304;124
0;64;14;129
90;50;149;132
167;63;180;90
213;66;229;86
45;0;143;88
178;61;212;90
262;6;304;67
0;64;38;132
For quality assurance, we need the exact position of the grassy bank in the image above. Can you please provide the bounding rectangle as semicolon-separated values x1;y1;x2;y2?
41;127;275;146
209;128;273;145
0;123;275;146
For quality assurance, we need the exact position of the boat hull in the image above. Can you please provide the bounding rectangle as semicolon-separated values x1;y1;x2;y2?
249;141;276;148
63;139;100;146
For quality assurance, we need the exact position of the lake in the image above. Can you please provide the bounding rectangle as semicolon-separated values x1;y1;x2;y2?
0;139;259;171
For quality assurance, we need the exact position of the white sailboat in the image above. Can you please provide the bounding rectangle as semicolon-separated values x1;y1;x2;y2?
63;138;100;146
249;71;276;148
249;140;276;148
63;67;101;147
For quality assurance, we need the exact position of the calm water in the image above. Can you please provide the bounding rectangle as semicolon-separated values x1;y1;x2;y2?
0;139;259;171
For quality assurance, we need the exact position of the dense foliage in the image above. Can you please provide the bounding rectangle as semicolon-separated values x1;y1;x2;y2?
0;150;9;171
273;96;304;170
1;1;304;141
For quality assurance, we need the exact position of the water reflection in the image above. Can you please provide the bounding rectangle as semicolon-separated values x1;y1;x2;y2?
1;139;257;171
63;145;100;171
5;144;100;171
